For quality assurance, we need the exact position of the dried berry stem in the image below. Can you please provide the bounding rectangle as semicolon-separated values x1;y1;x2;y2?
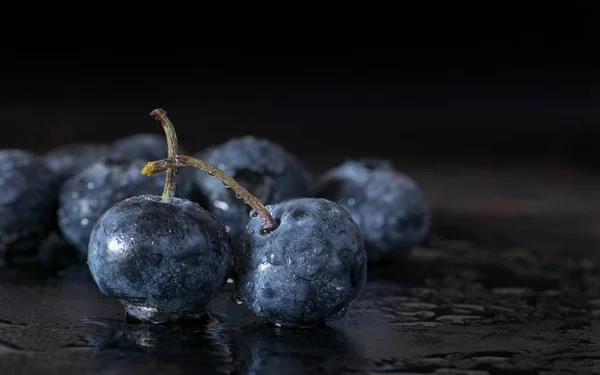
150;109;179;204
141;110;278;233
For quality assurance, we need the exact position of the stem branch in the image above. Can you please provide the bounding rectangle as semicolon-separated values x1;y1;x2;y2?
150;109;178;203
142;155;278;233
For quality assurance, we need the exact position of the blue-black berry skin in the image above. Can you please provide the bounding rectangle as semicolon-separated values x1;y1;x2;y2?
194;136;313;245
58;159;195;255
87;195;233;323
0;149;59;257
233;198;367;327
316;159;430;261
43;142;122;182
112;133;189;162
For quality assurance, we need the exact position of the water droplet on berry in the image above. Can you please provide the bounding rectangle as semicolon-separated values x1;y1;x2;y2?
250;210;258;217
213;200;229;211
235;192;242;199
269;252;283;266
231;293;243;304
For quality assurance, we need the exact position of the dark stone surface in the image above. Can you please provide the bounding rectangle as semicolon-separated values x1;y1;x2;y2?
2;165;600;374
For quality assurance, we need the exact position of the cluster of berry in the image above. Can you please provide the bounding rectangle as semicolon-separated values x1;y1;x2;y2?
0;109;430;327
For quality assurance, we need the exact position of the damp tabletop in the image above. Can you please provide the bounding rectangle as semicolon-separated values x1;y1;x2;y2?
2;164;600;375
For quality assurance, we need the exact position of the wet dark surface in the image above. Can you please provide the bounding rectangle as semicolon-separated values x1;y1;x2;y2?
2;165;600;374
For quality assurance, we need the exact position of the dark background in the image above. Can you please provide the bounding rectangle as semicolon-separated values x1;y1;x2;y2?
0;5;596;169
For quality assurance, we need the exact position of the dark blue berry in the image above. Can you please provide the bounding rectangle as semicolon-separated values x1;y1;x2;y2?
233;198;367;327
42;142;123;182
58;159;195;255
194;136;313;245
113;133;189;162
0;149;59;258
88;195;233;323
316;159;430;261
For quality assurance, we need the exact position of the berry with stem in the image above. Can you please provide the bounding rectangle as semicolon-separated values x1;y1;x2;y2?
87;109;232;324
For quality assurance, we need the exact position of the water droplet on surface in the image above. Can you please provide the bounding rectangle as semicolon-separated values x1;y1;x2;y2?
235;193;242;199
245;282;254;292
298;257;306;264
225;225;231;233
80;218;89;226
71;192;79;199
347;197;356;206
0;319;26;327
218;163;225;170
231;293;243;304
0;339;25;355
87;182;95;189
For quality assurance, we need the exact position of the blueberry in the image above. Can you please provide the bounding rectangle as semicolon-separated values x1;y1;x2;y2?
87;109;233;324
113;133;189;161
316;159;430;261
58;158;194;255
193;136;313;245
87;195;233;323
232;198;367;327
43;142;122;182
0;149;59;258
